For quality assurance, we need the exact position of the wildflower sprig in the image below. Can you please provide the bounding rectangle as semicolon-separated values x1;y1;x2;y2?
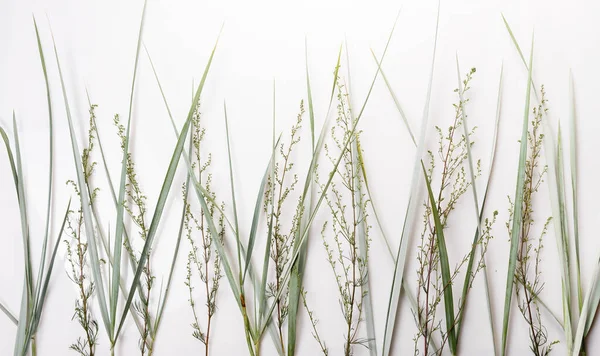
508;87;558;356
414;68;495;356
183;102;224;355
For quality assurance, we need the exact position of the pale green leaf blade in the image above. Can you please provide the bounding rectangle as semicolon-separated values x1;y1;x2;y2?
422;163;456;353
110;0;147;333
49;24;112;337
382;4;440;355
501;34;534;356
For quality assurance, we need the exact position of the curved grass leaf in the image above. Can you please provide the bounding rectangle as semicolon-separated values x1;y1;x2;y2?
49;21;112;340
382;3;440;355
568;70;582;312
500;34;534;356
502;16;576;347
421;163;456;353
110;0;147;335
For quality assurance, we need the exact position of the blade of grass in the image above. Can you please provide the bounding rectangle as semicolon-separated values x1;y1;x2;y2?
223;102;243;287
370;50;415;146
115;31;219;339
49;24;112;338
32;19;54;318
110;0;147;337
568;70;582;312
154;127;193;333
382;4;440;355
421;163;456;353
144;36;244;312
12;113;34;356
114;92;192;341
500;34;534;356
502;16;575;345
31;200;71;333
286;42;343;356
552;123;574;352
0;301;17;326
0;127;18;197
344;44;377;356
258;80;280;350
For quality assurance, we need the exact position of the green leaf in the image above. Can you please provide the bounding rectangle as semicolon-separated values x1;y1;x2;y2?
110;0;147;336
0;301;17;326
382;4;440;355
568;70;582;312
12;113;34;356
502;15;575;350
154;127;193;334
31;200;72;333
421;163;456;354
32;19;55;318
50;22;112;338
286;43;343;356
500;34;534;356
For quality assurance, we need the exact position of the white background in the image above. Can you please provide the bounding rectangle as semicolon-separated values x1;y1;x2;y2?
1;0;600;355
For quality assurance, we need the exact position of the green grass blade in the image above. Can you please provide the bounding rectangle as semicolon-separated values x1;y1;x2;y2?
115;96;192;342
115;28;221;338
358;146;441;352
355;139;377;356
343;46;377;356
421;163;456;354
0;127;22;325
258;83;278;327
11;113;34;356
285;44;343;356
502;14;575;349
110;0;147;335
370;49;415;146
305;39;315;151
0;127;18;197
31;200;71;333
501;34;534;356
49;25;112;337
32;19;54;317
83;93;152;342
555;123;574;351
0;301;17;326
14;278;28;356
154;130;193;334
144;35;244;312
573;260;600;355
223;102;243;287
569;70;582;312
382;4;439;355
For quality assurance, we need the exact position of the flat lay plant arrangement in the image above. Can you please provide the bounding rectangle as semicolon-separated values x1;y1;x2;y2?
0;1;595;356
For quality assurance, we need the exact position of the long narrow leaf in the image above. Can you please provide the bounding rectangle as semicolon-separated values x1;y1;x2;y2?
12;113;34;356
49;24;112;337
501;34;534;356
110;0;147;336
422;163;456;353
382;3;440;355
569;70;582;312
32;19;55;318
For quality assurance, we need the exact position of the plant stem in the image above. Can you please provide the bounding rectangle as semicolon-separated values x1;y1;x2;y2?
240;293;256;356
